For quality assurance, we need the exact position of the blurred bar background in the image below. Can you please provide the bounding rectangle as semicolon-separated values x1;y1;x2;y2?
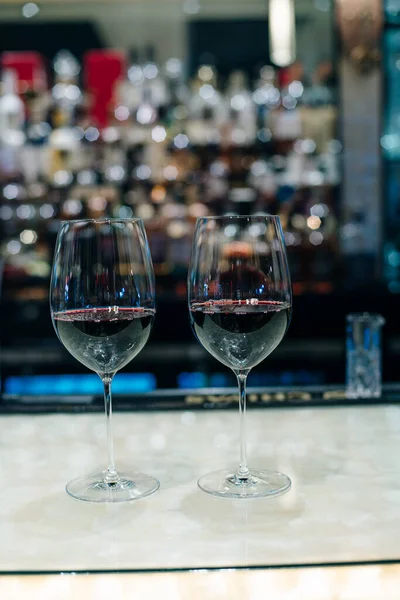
0;0;398;399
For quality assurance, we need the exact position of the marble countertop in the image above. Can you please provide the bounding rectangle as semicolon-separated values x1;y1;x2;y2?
1;404;400;573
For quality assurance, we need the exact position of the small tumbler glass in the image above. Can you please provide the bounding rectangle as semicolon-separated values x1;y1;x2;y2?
346;313;385;399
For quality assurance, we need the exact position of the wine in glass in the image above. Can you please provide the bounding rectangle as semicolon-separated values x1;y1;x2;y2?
50;218;159;502
188;215;292;498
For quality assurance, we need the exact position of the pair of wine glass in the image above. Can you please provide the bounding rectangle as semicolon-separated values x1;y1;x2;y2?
50;215;292;503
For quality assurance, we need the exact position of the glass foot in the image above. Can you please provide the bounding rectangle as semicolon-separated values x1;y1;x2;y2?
198;468;291;499
66;471;160;503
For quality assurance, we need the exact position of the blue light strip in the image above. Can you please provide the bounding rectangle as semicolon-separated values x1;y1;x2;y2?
177;371;324;389
5;373;157;395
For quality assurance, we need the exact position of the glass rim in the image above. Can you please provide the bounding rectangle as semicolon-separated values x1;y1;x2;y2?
196;214;281;222
59;217;144;226
347;312;385;325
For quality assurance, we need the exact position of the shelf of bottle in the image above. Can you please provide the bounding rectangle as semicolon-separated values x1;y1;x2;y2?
1;275;335;301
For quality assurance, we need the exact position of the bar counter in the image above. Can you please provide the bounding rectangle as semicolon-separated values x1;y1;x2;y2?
2;392;400;597
2;400;400;570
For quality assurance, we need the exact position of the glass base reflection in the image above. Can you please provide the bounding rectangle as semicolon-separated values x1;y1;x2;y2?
198;468;291;499
66;471;160;503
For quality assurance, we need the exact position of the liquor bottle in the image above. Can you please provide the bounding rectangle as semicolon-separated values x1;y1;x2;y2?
22;69;53;183
0;69;25;178
47;51;84;182
142;45;169;116
51;50;82;126
252;65;277;135
300;61;336;153
131;87;158;146
116;47;143;119
0;69;24;131
187;65;222;145
224;70;257;145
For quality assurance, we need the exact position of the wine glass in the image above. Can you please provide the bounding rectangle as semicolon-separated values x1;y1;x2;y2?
188;215;292;498
50;218;159;502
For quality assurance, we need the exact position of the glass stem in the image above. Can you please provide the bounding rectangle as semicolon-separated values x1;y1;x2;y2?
236;370;250;480
102;374;118;484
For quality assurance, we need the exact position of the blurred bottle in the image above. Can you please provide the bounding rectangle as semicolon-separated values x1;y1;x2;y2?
143;45;169;118
47;51;83;181
0;69;25;177
116;47;143;119
187;65;223;145
224;70;257;145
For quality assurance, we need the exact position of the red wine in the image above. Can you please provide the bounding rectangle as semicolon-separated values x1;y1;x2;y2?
190;300;291;371
53;307;155;375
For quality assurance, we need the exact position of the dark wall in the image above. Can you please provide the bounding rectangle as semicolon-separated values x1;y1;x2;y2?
0;21;103;65
188;19;270;78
